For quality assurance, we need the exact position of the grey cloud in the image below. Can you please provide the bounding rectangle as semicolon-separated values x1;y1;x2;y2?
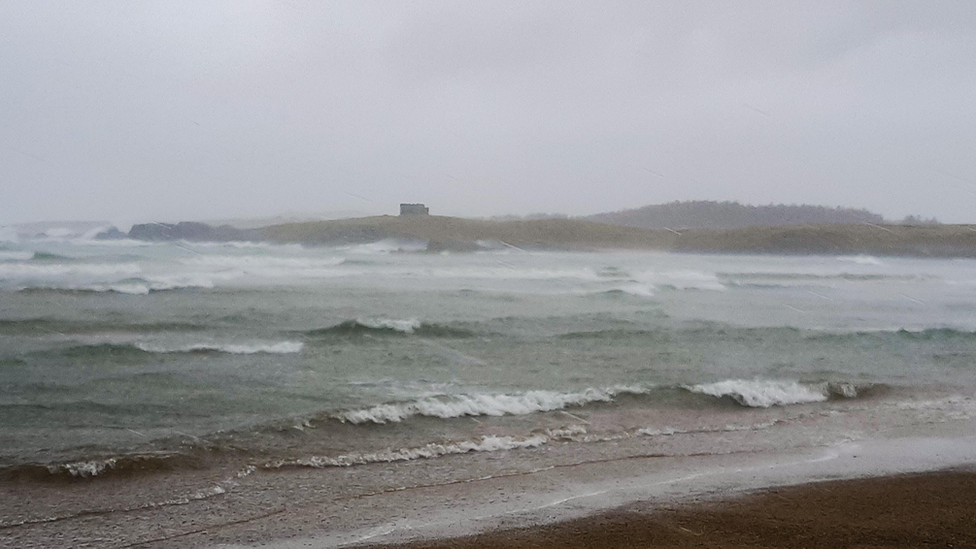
1;1;974;224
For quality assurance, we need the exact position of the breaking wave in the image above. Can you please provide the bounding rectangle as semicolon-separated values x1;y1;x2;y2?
265;434;549;469
331;380;867;426
332;386;645;424
264;417;791;471
592;283;656;298
339;239;428;254
837;255;883;265
180;254;345;276
685;379;863;408
53;340;303;358
305;318;475;338
134;341;304;354
0;452;204;482
182;240;304;251
12;274;231;294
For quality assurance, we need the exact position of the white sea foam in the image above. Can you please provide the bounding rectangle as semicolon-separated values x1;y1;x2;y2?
340;239;427;255
80;225;113;240
135;341;303;354
43;227;78;239
182;255;343;270
48;458;118;477
264;417;788;470
635;420;781;438
183;240;304;251
266;434;549;469
0;263;142;278
72;238;156;247
335;387;642;424
544;424;589;440
419;267;603;281
837;255;883;265
687;379;829;407
142;273;228;291
10;272;227;294
180;254;349;281
358;317;423;333
100;283;153;295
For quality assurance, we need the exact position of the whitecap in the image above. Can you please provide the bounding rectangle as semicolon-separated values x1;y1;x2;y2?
686;379;829;407
182;241;304;251
182;255;343;271
135;341;304;354
335;386;645;424
265;434;549;469
340;239;427;255
357;317;423;333
599;283;656;297
0;263;142;278
47;458;118;478
837;255;883;265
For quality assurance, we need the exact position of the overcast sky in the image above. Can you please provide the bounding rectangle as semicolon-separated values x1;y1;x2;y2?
2;1;975;224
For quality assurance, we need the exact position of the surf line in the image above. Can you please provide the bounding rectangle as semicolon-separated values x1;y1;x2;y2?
337;446;844;547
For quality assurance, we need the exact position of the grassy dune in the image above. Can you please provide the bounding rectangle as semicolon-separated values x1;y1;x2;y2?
261;215;976;257
674;223;976;257
261;215;678;250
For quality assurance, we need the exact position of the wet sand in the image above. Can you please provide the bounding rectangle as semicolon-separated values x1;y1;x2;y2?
367;469;976;549
229;432;976;549
6;432;976;548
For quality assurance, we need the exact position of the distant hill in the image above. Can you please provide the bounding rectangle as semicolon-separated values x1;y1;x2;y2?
261;216;975;257
105;214;976;258
261;215;675;251
203;210;372;229
584;201;889;230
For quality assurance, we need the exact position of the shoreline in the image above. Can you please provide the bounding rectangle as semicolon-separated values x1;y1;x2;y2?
101;217;976;258
364;468;976;549
218;422;976;549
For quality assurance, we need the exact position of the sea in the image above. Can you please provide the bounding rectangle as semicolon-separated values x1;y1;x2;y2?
2;228;976;544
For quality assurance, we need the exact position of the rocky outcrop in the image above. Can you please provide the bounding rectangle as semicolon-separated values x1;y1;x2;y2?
93;227;128;240
127;222;259;242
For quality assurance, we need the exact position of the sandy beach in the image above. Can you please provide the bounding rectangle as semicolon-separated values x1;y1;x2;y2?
366;468;976;549
187;427;976;549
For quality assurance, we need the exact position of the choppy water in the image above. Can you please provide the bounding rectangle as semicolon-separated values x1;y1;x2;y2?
1;232;976;495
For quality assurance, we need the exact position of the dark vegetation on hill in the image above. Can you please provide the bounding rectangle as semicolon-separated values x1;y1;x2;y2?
258;216;976;258
583;200;892;230
106;203;972;258
260;215;675;251
124;222;259;242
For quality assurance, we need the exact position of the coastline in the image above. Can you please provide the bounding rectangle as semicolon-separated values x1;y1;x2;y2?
364;468;976;549
106;216;976;258
263;217;976;258
211;421;976;549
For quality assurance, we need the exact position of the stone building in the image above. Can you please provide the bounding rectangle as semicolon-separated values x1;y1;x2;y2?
399;203;429;216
